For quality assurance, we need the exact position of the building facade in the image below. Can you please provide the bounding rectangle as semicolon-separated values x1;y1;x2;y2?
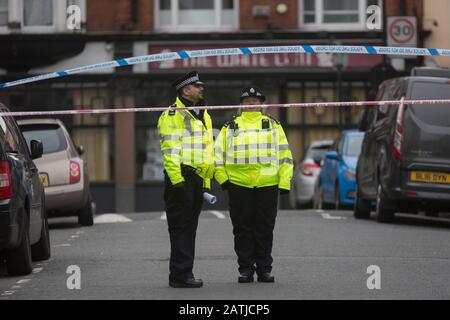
0;0;429;212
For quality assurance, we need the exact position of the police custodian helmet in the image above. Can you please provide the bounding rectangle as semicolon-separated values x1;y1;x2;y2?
239;86;266;103
172;71;204;91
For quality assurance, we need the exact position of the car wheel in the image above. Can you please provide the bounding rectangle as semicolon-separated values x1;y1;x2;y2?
6;211;33;276
313;181;321;210
375;183;395;223
353;185;371;219
289;183;299;209
31;195;51;261
78;195;94;227
320;186;334;210
334;183;341;210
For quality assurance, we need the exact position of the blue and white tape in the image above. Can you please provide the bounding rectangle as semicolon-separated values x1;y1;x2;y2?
1;44;450;89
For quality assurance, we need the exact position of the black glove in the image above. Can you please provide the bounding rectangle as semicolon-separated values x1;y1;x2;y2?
279;188;290;195
221;180;231;191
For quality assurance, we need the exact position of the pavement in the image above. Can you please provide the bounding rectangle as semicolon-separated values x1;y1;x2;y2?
1;209;450;300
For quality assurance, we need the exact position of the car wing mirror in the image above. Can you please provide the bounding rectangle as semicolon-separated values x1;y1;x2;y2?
30;140;43;159
313;156;322;165
76;145;85;155
325;151;339;161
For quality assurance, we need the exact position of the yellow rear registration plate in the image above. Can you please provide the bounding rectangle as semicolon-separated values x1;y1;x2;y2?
410;171;450;184
40;174;49;187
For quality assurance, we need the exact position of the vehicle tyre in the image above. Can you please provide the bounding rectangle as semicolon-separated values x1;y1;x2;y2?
6;212;33;276
320;186;334;210
313;182;321;210
31;195;51;261
353;185;371;219
288;183;299;209
78;195;94;227
375;183;395;223
334;183;342;210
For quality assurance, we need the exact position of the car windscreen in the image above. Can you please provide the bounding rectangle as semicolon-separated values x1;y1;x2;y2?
410;82;450;127
20;124;67;154
305;146;331;160
345;135;364;157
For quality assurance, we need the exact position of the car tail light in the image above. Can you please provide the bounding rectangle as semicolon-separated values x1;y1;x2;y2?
300;163;320;177
393;97;405;161
70;161;81;184
0;161;13;199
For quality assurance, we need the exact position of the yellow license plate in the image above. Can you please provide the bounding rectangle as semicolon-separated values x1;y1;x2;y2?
40;174;49;187
410;171;450;184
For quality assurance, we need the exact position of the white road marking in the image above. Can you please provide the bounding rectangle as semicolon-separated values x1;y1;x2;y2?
208;210;226;219
94;214;132;224
70;235;79;239
76;231;84;235
53;243;71;248
160;213;167;220
16;279;31;284
1;291;15;296
315;209;325;213
32;267;43;274
321;213;347;220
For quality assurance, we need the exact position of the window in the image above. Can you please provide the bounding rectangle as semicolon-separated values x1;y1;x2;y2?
20;124;68;155
23;0;53;26
0;0;7;26
156;0;238;32
345;135;363;157
300;0;382;31
0;116;21;153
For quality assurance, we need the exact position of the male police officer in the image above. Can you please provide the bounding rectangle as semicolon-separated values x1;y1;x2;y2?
157;71;215;288
214;86;293;283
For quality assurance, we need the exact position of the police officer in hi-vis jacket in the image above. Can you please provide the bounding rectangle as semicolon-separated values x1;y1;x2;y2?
157;71;215;288
214;86;293;283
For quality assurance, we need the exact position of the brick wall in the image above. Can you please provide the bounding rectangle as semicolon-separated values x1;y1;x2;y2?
86;0;423;33
87;0;154;32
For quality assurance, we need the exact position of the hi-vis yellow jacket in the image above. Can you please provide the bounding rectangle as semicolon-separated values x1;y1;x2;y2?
214;111;293;190
157;97;215;189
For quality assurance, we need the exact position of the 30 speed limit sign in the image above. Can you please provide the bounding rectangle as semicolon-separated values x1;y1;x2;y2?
387;16;417;47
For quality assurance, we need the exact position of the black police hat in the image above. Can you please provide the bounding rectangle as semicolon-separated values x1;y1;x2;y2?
172;71;204;91
240;86;266;102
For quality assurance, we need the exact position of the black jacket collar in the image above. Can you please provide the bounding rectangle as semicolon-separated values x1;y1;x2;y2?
178;95;206;121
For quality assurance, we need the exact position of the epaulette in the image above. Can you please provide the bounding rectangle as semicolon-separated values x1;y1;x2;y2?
223;116;238;130
266;115;281;125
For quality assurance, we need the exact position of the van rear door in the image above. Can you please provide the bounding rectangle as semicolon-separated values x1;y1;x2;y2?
403;79;450;189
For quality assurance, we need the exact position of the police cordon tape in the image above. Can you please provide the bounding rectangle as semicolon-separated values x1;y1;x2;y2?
1;98;450;117
1;44;450;89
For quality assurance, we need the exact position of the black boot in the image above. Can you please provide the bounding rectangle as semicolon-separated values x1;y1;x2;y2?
257;272;275;283
238;272;254;283
169;277;203;288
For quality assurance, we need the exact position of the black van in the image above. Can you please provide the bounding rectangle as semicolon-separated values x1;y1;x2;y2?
355;67;450;222
0;103;50;276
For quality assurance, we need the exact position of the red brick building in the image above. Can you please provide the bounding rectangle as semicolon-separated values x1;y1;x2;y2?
0;0;428;212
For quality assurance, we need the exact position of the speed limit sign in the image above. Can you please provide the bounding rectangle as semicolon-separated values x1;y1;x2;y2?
387;16;417;47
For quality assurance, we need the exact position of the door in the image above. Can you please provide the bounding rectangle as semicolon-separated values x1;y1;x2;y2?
3;115;43;244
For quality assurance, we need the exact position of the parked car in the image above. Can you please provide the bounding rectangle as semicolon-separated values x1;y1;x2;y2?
313;130;364;210
0;103;50;276
18;119;94;226
355;67;450;222
289;139;333;208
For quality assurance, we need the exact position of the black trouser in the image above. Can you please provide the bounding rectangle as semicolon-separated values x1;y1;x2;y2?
228;183;278;275
164;168;204;281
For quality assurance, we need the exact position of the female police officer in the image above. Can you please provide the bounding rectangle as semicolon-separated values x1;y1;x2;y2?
214;86;293;283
